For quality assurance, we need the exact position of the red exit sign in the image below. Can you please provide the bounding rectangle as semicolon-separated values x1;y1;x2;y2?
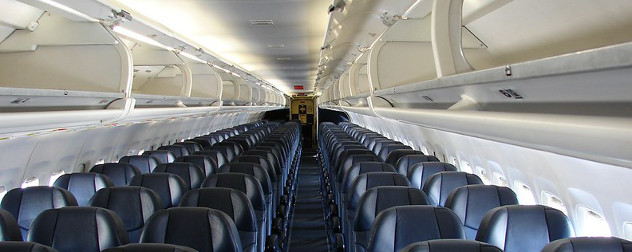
293;85;304;90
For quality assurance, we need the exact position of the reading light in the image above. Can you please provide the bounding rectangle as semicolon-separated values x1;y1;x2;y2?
112;26;174;51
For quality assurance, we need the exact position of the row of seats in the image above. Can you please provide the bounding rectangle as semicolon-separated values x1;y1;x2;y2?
317;122;632;252
0;121;303;252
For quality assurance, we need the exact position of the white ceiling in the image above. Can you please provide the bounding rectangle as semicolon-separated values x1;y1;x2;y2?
111;0;332;94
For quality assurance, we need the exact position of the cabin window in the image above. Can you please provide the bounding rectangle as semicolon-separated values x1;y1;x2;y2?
513;181;536;205
0;186;6;201
137;149;145;155
21;177;40;188
493;172;508;187
578;206;611;237
624;222;632;240
448;156;458;166
475;166;491;185
541;192;568;215
459;161;473;174
48;170;66;186
95;159;105;165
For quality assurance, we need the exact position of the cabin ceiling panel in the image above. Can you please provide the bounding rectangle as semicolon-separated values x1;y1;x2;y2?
111;0;331;94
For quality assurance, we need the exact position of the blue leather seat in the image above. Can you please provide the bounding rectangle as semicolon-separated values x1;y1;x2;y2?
139;207;242;252
53;172;114;206
377;144;413;163
0;241;59;252
400;239;503;252
445;185;519;239
367;205;465;252
175;155;218;177
29;207;128;252
0;187;78;239
352;187;429;252
174;141;203;153
179;188;259;252
90;163;141;186
209;146;236;162
119;155;160;174
541;237;632;252
0;209;22;241
193;150;228;167
395;155;440;176
407;162;458;190
152;163;205;190
102;243;197;252
422;171;483;206
384;149;425;167
339;162;396;215
142;150;176;163
476;205;574;252
217;163;273;218
158;145;190;158
128;173;187;208
89;186;162;242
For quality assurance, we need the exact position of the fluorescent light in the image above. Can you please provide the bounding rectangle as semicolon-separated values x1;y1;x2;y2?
211;64;231;73
112;26;174;51
179;51;207;64
231;72;241;78
37;0;98;22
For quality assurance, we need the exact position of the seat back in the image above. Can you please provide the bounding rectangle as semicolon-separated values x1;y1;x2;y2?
209;146;236;162
0;187;78;239
235;155;278;183
337;154;381;183
368;205;465;252
400;239;503;252
53;173;114;206
128;173;187;208
395;155;440;176
422;171;483;206
119;155;160;174
193;150;228;167
475;205;574;252
90;163;141;186
102;243;197;252
0;209;22;241
142;150;176;163
445;185;519;239
0;241;59;252
90;187;162;243
217;163;272;198
347;172;411;212
179;188;258;252
407;162;458;190
175;155;218;177
201;173;266;213
541;237;632;252
383;149;421;166
341;162;396;194
157;145;190;158
139;207;242;252
175;141;203;153
152;163;205;190
29;207;129;252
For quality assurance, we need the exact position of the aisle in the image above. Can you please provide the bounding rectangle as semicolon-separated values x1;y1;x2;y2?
287;151;329;252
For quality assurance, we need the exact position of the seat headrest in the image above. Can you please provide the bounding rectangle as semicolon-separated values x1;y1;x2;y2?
445;185;519;239
341;162;396;193
422;171;482;206
153;162;205;190
139;207;242;252
395;155;441;175
175;155;218;177
0;209;22;241
128;173;187;208
193;150;228;167
142;150;176;164
476;205;574;252
0;241;60;252
541;237;632;252
119;155;160;174
368;205;465;252
201;173;266;211
384;149;424;166
346;172;410;210
354;186;429;231
179;188;257;232
218;163;271;195
90;163;141;187
157;145;190;158
408;162;458;190
53;173;114;206
400;239;502;252
29;206;129;252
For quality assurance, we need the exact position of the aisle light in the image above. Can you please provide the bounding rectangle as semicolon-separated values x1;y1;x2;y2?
112;26;174;51
179;51;207;64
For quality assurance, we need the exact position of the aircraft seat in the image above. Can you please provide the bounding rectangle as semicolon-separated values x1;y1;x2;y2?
174;141;203;153
400;239;503;252
179;188;259;252
422;171;484;206
128;173;187;208
475;205;574;252
0;187;78;239
407;162;459;190
175;155;218;177
28;206;129;252
152;162;205;190
139;207;242;252
377;145;414;163
395;155;441;176
541;237;632;252
0;241;59;252
157;145;190;158
90;163;141;187
53;173;114;206
193;150;228;168
89;186;162;243
352;187;430;252
102;243;197;252
0;209;22;241
367;205;465;252
142;150;177;164
445;185;519;239
119;155;160;174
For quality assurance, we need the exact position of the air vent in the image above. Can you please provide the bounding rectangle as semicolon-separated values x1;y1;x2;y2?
250;20;274;26
267;44;285;48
